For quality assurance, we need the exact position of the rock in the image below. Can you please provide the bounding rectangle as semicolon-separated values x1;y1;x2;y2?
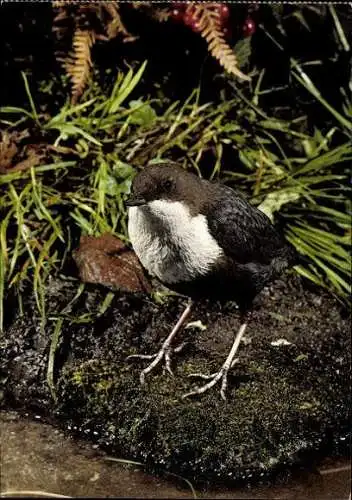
0;274;350;487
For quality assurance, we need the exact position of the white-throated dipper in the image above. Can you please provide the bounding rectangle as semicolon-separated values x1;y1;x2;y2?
126;161;297;399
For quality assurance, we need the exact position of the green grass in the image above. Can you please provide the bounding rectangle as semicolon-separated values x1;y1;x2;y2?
0;56;351;332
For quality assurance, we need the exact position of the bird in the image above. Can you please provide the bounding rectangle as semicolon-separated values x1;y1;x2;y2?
125;161;297;399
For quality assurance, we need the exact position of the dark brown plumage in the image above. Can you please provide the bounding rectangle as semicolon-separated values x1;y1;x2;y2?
126;162;298;399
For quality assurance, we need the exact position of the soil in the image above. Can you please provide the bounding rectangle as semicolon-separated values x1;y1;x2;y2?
0;272;350;488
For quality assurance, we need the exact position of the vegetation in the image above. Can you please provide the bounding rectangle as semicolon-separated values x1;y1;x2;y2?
0;4;351;332
1;272;350;486
53;2;251;104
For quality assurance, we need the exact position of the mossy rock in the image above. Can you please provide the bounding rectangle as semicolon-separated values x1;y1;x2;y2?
1;275;350;487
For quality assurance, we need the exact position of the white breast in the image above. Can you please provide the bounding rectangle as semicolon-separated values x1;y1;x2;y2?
128;200;224;284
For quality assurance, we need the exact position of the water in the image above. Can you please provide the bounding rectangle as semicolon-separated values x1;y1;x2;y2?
1;412;350;499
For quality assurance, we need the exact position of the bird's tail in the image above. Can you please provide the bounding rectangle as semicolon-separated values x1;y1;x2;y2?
285;241;309;268
273;244;308;275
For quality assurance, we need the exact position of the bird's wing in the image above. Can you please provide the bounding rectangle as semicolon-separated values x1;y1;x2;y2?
205;185;289;265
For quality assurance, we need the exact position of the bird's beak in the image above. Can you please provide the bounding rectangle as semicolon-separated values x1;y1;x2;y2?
125;196;147;207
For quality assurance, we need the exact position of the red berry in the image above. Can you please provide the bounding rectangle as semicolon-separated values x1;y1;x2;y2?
183;12;196;27
242;17;256;37
217;4;230;20
223;26;232;39
171;8;184;22
190;20;203;33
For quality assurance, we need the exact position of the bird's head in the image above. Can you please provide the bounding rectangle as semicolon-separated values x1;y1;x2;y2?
126;162;205;216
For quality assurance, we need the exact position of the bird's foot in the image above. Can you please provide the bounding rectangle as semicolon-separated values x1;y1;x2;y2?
126;342;186;384
183;358;239;400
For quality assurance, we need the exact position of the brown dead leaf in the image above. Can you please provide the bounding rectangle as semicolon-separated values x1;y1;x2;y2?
10;147;46;172
0;131;49;173
0;132;18;171
73;233;152;294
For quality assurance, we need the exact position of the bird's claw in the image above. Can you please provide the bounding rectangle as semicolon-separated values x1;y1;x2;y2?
127;343;186;383
183;359;239;400
183;369;228;400
126;353;157;361
187;372;218;381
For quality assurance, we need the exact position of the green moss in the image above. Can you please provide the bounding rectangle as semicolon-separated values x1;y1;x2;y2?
71;371;84;386
1;276;350;486
55;335;349;484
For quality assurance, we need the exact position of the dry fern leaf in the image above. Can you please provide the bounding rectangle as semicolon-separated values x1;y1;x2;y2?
52;1;71;7
52;8;67;25
186;4;251;81
101;2;136;41
130;2;152;9
52;2;136;102
151;8;172;23
52;5;71;40
65;29;95;104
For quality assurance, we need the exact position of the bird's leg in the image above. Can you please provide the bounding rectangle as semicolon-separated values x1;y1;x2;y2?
126;300;192;384
183;318;248;400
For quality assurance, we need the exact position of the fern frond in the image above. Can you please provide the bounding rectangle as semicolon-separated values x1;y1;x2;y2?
52;9;67;25
186;4;251;81
65;29;95;104
101;2;136;41
131;2;153;9
52;1;71;7
151;8;172;23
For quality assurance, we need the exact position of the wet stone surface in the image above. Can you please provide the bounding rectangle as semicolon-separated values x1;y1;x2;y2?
1;411;350;499
1;274;351;488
